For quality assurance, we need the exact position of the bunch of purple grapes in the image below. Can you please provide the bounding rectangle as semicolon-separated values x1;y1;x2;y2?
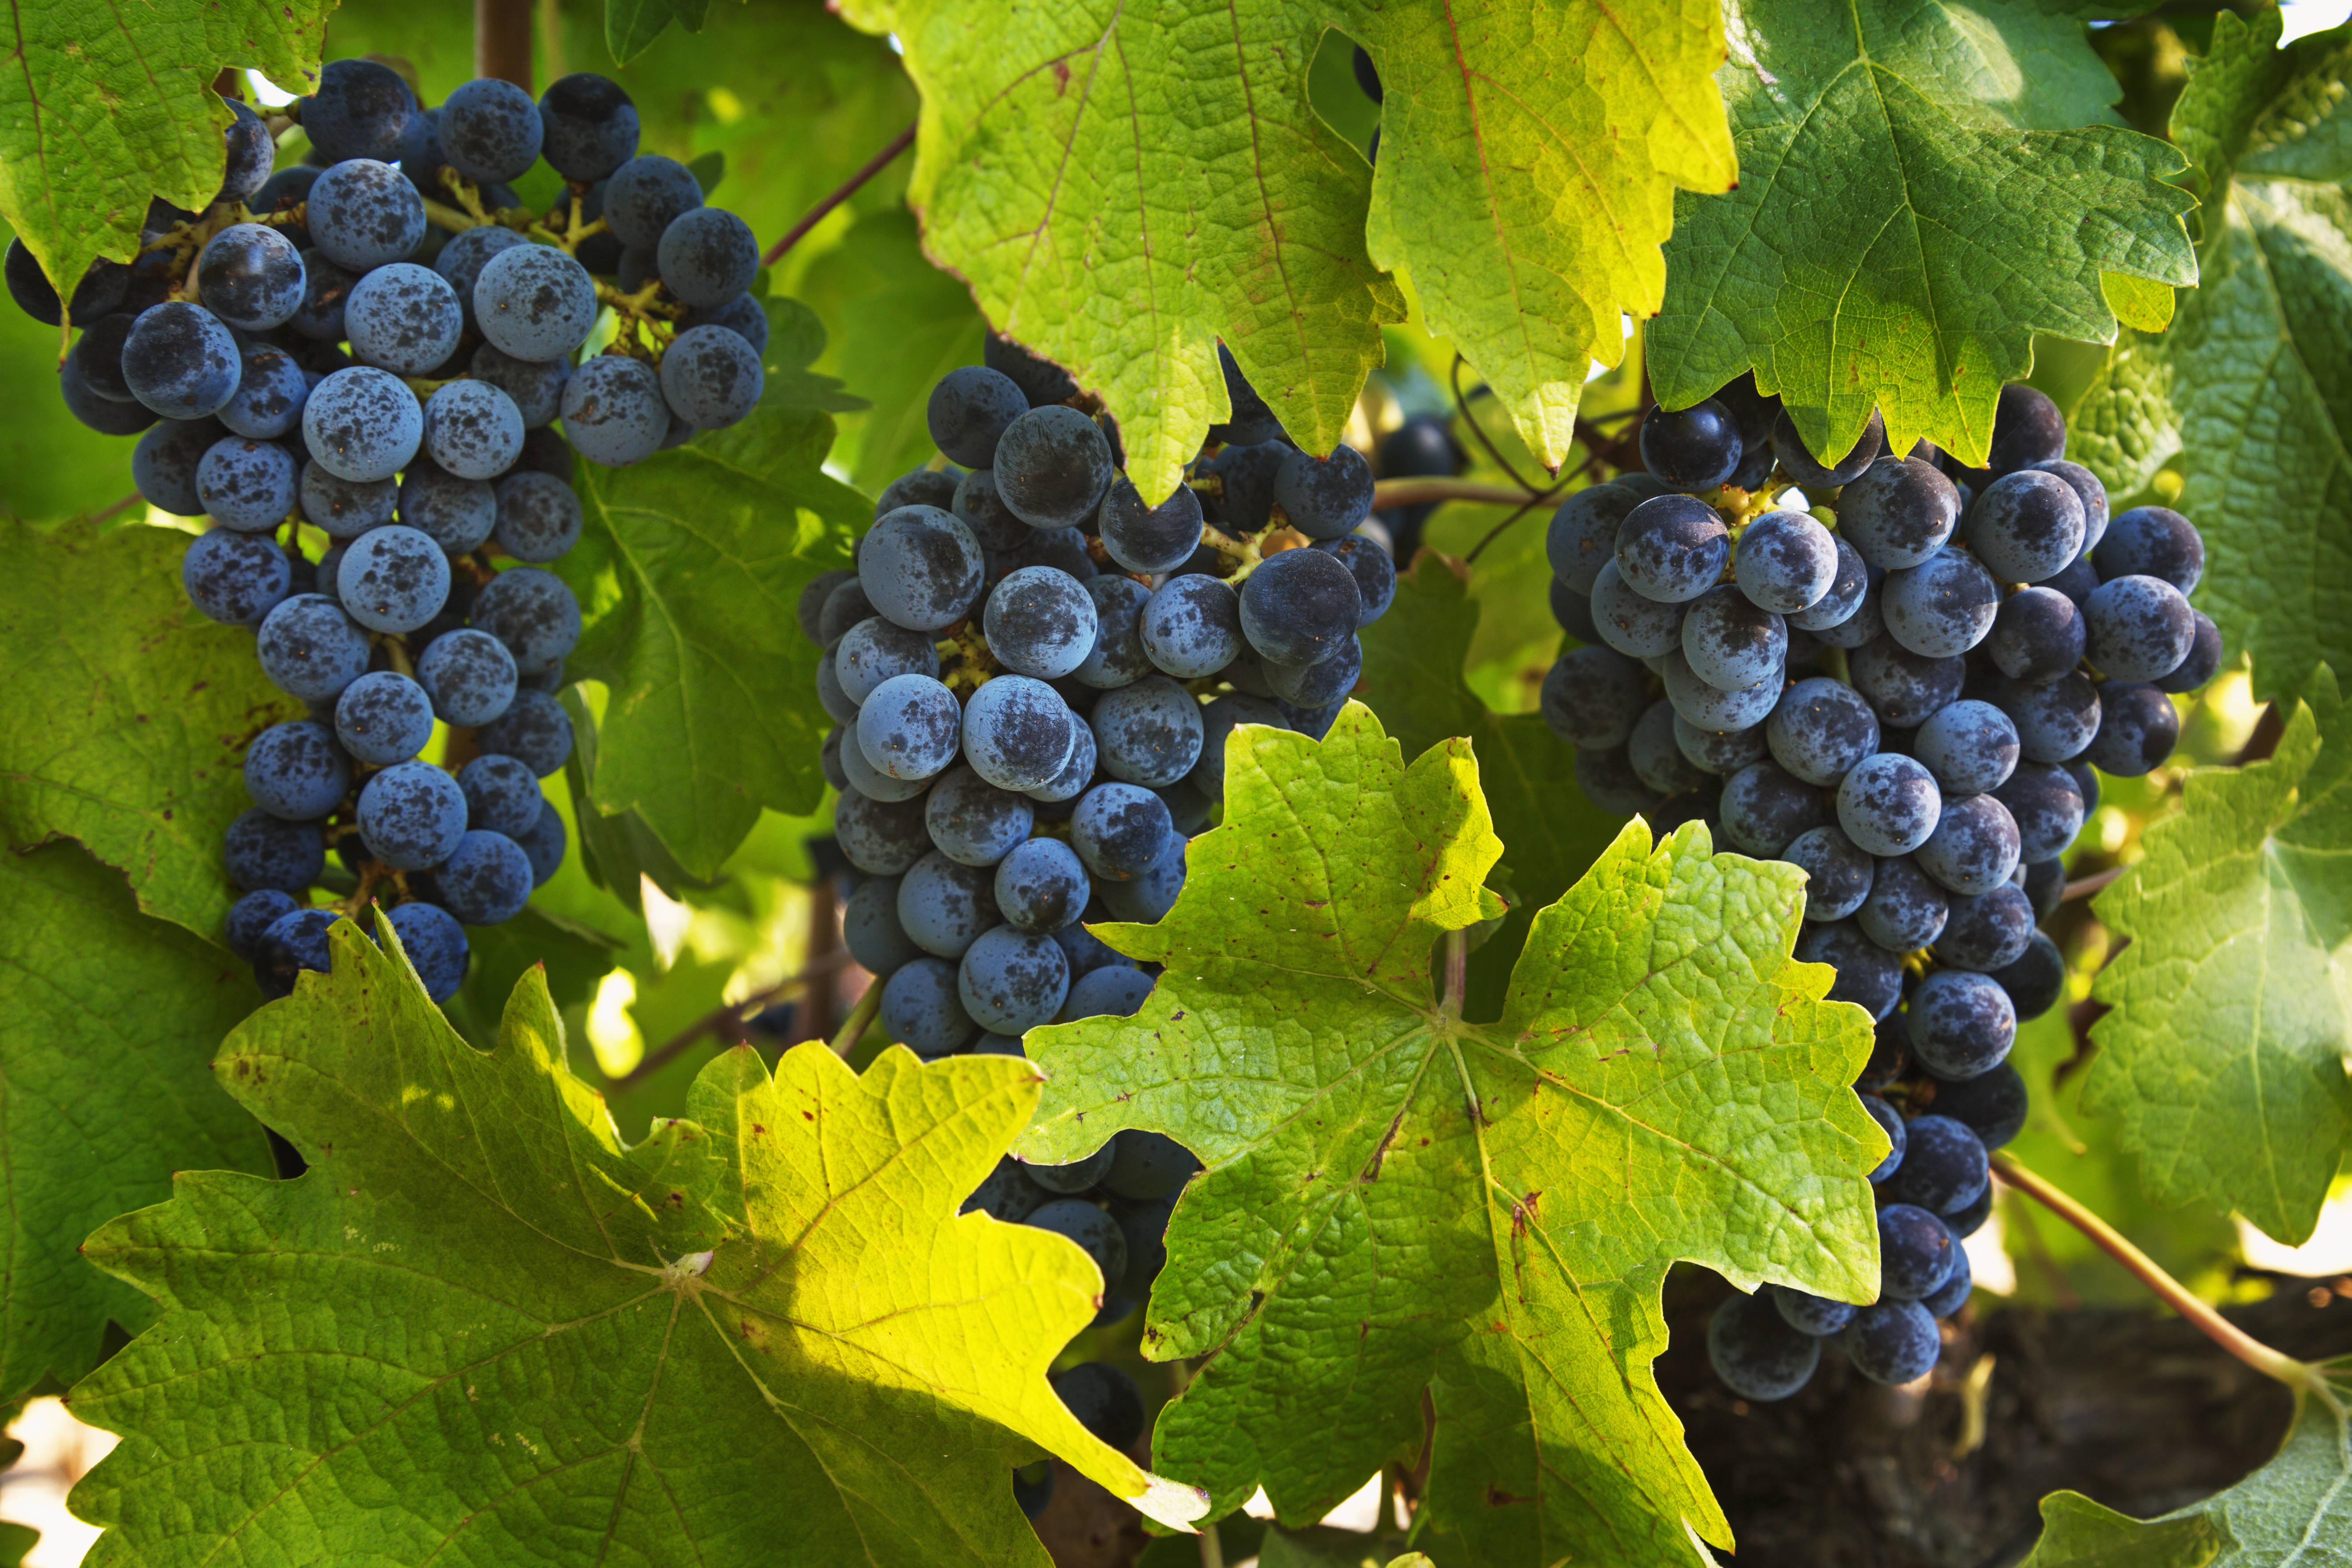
18;60;772;1003
1537;381;2216;1397
800;338;1400;1512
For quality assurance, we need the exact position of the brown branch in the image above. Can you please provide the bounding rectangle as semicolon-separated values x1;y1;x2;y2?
612;947;856;1087
1369;477;1541;510
1450;353;1535;493
761;122;918;267
475;0;534;89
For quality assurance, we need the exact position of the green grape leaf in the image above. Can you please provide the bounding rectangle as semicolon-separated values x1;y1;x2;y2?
797;209;987;493
1355;551;1622;1016
604;0;710;65
0;841;272;1406
69;922;1210;1565
1350;1;1737;471
841;0;1731;498
1017;703;1882;1563
2016;1362;2352;1568
2086;669;2352;1246
1649;0;2198;469
0;517;301;937
0;1521;32;1568
2069;11;2352;704
0;0;331;309
556;362;864;881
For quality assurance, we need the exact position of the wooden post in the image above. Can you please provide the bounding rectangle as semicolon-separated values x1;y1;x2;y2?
475;0;534;90
788;880;841;1048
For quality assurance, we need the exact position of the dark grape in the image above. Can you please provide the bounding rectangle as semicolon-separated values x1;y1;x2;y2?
1991;670;2102;764
658;324;763;430
1848;636;1964;728
254;906;339;997
256;593;371;703
356;760;468;870
1789;536;1871;633
1967;469;2086;584
1638;399;1742;492
1843;1301;1941;1384
243;720;349;821
857;673;963;782
1706;1294;1820;1401
1312;534;1396;626
1663;648;1781;731
1772;407;1883;487
1835;456;1960;570
1629;700;1713;796
1573;745;1660;816
844;875;921;977
1098;474;1205;574
1139;573;1241;679
304;59;418;164
1092;675;1204;788
1238;545;1361;667
197;437;298;530
1916;791;2021;896
477;689;574;777
963;675;1077;792
1837;753;1941;856
226;889;300;960
1545;484;1642;592
604;154;704;251
1209;343;1283;446
1907;968;2016;1079
1677;713;1768;777
1985;383;2067;476
1720;761;1827;857
2084;574;2196;683
2094;505;2205;593
1987;585;2086;684
1989;931;2065;1025
1936;883;2035;972
1877;1202;1958;1302
384;901;470;1001
1734;508;1839;613
476;245;600;363
1931;1060;2030;1151
897;852;1001;959
304;366;425;482
1768;1285;1857;1337
2157;612;2224;695
1551;579;1598;642
6;238;127;326
437;829;533;925
538;74;640;182
1784;824;1874;920
959;926;1070;1033
880;956;976;1054
335;671;435;765
1275;444;1376;539
1994;762;2085;864
2028;458;2109;561
457;754;544;838
470;565;579;673
994;838;1090;933
862;505;985;632
1882;547;1999;659
308;159;428;272
655;205;758;309
1589;560;1688;658
1615;494;1729;604
225;807;323;893
1913;699;2019;795
996;405;1114;529
1538;646;1647;750
196;223;304;332
1796;920;1903;1018
2084;682;2180;776
1266;635;1362;708
1891;1115;1989;1215
1681;584;1787;690
1862;1092;1906;1180
122;301;241;420
1810;574;1885;650
183;528;291;625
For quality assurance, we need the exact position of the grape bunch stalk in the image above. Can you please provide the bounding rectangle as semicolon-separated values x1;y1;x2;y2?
803;334;1401;1511
1535;379;2219;1398
17;60;774;1002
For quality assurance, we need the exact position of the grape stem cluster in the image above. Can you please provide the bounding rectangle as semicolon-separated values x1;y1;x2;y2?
1993;1153;2336;1402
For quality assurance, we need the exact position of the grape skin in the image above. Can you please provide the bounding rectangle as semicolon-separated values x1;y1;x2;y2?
1966;469;2086;583
1661;648;1781;731
1772;407;1883;486
1836;752;1942;857
1313;535;1395;626
1796;920;1903;1018
1707;1294;1821;1401
963;675;1077;793
439;77;544;183
1912;699;2019;795
1614;495;1728;603
858;672;963;782
416;628;518;727
1267;635;1361;708
196;224;305;332
304;60;418;164
438;830;534;925
1239;547;1361;667
2084;574;2196;682
1099;474;1204;574
1907;968;2017;1079
491;470;583;562
604;154;705;250
860;505;985;633
995;405;1114;529
989;566;1101;680
658;324;763;430
959;927;1070;1034
335;671;435;765
1589;560;1688;658
993;838;1090;933
1680;584;1787;690
183;529;291;625
1733;509;1839;612
1719;761;1827;857
1936;884;2035;973
197;438;298;531
656;206;758;309
1273;444;1376;539
1638;399;1742;492
1091;675;1204;788
477;245;600;364
1848;636;1963;728
257;594;371;703
1832;456;1959;570
123;302;241;420
1881;546;1998;659
538;73;641;181
244;720;350;821
1986;585;2085;684
880;956;976;1055
924;767;1035;868
2084;682;2181;776
2095;506;2205;593
423;380;525;480
1844;1301;1941;1384
1784;824;1874;920
304;367;425;482
1545;485;1642;592
1765;677;1879;786
471;565;580;674
218;344;308;441
896;852;1000;959
357;760;469;870
307;160;428;272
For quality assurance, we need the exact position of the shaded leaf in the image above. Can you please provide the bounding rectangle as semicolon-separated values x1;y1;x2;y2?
555;364;864;879
70;922;1208;1565
0;841;271;1406
2087;669;2352;1246
2017;1363;2352;1568
0;0;331;305
1018;703;1880;1564
0;516;300;937
2071;11;2352;703
1650;0;2197;468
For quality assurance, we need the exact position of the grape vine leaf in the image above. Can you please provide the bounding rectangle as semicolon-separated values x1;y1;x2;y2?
1016;703;1883;1562
2064;10;2352;704
68;920;1210;1565
556;321;865;881
0;841;272;1407
1355;551;1621;1017
0;516;301;938
0;0;331;314
1648;0;2198;470
837;0;1733;499
2017;1361;2352;1568
2085;668;2352;1246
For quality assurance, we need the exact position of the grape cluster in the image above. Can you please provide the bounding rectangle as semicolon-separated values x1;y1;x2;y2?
1535;381;2216;1398
806;340;1397;1509
20;62;773;1002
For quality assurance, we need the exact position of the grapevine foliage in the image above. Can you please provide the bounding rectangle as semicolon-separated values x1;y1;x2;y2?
2087;670;2352;1247
2018;1363;2352;1568
556;303;868;878
1648;0;2198;468
0;517;301;937
69;926;1208;1567
1355;552;1621;1015
2068;9;2352;704
0;0;330;309
1018;704;1882;1561
840;0;1735;499
0;842;273;1406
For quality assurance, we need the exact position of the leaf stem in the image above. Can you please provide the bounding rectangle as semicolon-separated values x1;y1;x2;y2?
1443;930;1468;1019
2061;865;2126;904
828;983;882;1058
1197;1521;1225;1568
1369;478;1543;509
1992;1153;2327;1395
761;121;918;267
1450;354;1535;493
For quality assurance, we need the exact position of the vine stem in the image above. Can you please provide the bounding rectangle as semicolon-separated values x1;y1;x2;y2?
1992;1153;2329;1397
2062;865;2126;904
1370;478;1542;509
475;0;533;89
827;983;883;1057
612;948;857;1087
761;122;918;267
